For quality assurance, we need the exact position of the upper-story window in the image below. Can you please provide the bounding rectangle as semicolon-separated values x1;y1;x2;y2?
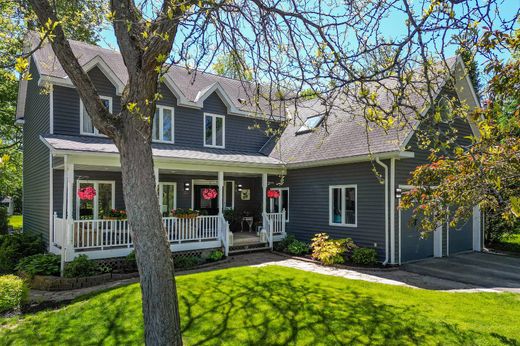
152;106;175;143
204;113;225;148
80;96;112;136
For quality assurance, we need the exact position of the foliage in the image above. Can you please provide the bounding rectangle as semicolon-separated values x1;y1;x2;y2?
7;215;22;230
212;50;252;81
2;266;520;344
0;207;7;234
64;255;105;278
351;248;378;266
0;274;28;313
15;253;60;277
223;209;236;223
104;209;127;219
311;233;356;265
287;240;310;256
273;234;296;252
207;250;224;262
173;255;201;270
0;232;45;273
171;208;199;218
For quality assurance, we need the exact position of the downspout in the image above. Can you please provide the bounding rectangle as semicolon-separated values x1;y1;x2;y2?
390;158;396;264
375;158;389;265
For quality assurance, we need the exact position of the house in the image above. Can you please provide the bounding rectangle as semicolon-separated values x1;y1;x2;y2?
1;197;14;216
16;36;482;264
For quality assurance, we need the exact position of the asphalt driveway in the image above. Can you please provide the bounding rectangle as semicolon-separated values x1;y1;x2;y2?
403;252;520;293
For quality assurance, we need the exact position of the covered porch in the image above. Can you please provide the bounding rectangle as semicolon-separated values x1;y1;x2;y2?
49;150;287;261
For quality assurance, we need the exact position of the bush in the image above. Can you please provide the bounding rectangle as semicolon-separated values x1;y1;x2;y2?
287;240;310;256
311;233;356;265
207;250;224;262
0;207;8;235
15;254;60;277
64;255;104;278
0;233;45;273
274;234;296;252
174;255;201;269
351;248;378;266
0;275;28;313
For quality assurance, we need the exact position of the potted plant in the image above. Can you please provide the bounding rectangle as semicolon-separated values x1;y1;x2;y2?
103;209;127;220
171;208;199;219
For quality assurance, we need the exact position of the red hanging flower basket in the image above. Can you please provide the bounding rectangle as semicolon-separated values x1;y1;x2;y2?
267;189;280;199
78;186;96;201
202;188;218;200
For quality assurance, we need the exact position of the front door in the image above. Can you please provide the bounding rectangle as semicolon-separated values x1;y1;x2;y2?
194;185;219;215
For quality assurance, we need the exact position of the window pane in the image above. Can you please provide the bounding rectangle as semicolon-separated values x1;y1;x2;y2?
82;106;94;134
225;181;233;209
281;189;289;220
205;116;213;145
98;183;113;218
345;187;356;225
152;109;160;140
215;117;223;146
162;109;173;142
161;184;175;215
102;99;110;110
332;188;342;224
79;183;94;219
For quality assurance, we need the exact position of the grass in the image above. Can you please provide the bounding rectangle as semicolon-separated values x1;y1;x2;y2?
7;215;22;230
491;234;520;253
1;266;519;345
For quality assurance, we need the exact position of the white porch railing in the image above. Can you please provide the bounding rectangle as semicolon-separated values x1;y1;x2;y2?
264;210;286;249
163;215;220;243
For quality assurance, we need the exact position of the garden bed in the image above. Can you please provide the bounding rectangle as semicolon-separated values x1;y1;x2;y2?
30;272;140;291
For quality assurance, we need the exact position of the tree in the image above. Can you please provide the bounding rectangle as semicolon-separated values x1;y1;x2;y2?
212;50;252;81
17;0;516;344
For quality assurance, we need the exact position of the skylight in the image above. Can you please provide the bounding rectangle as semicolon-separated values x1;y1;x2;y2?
296;114;324;134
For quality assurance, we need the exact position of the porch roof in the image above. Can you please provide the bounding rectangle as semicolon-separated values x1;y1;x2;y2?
41;134;284;167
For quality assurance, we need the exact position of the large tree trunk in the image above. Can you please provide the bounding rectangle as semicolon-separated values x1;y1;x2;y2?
117;127;182;345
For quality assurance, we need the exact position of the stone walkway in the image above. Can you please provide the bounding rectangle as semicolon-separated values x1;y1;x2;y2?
30;252;508;303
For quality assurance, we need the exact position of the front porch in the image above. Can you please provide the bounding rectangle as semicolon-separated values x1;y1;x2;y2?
50;152;287;261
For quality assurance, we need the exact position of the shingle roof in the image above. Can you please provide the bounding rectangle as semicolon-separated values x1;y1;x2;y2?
41;134;284;166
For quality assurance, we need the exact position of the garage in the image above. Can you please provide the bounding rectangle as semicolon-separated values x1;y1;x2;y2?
448;217;474;254
400;208;434;262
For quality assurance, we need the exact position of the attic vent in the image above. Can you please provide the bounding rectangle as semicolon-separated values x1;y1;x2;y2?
296;114;324;134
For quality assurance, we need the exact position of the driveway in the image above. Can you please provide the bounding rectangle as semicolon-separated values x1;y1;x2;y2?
403;252;520;293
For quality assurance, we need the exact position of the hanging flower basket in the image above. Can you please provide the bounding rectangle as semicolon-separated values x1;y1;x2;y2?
202;188;218;200
267;189;280;199
172;208;199;219
78;186;96;201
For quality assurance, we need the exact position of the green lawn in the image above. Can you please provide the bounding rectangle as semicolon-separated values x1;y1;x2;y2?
7;215;22;230
492;234;520;253
1;266;519;345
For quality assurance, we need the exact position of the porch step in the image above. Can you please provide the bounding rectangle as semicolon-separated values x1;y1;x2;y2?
229;243;270;254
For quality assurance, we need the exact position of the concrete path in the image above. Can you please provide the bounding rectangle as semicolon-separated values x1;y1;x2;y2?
403;252;520;293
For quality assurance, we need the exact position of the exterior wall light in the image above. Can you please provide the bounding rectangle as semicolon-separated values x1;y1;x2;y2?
184;182;190;191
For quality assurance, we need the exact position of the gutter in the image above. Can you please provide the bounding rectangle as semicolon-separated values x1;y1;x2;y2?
375;157;389;266
390;158;396;264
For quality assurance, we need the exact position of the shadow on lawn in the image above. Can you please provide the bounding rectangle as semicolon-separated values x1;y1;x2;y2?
1;267;516;345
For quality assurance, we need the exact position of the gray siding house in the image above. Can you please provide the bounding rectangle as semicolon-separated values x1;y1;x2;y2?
16;37;482;264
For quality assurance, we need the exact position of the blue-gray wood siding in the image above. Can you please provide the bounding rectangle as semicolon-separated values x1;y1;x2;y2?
283;162;388;259
22;61;50;243
52;67;274;153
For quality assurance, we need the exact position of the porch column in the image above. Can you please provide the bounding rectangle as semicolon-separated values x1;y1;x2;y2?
262;173;268;215
218;171;224;216
61;162;74;275
154;167;159;189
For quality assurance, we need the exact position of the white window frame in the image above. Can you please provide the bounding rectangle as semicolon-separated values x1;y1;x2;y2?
76;180;116;219
329;184;357;227
153;105;175;143
158;182;177;214
269;187;289;222
80;96;112;136
203;113;225;148
223;180;235;210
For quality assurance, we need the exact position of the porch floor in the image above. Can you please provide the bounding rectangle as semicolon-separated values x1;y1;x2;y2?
233;231;264;246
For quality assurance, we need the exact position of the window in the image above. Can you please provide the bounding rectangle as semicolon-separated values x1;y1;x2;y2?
80;96;112;136
153;106;175;143
296;114;324;134
269;187;289;222
159;182;176;216
76;180;115;219
329;185;357;227
204;113;225;148
224;181;234;209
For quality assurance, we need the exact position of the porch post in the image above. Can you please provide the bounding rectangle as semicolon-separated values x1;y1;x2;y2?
218;171;224;216
62;162;74;276
262;173;267;215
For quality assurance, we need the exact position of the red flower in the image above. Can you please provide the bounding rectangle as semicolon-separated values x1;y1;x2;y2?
78;186;96;201
267;189;280;199
202;188;218;200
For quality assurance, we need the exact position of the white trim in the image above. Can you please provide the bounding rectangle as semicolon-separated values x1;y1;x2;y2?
472;205;481;251
329;184;357;227
80;96;112;136
15;118;25;126
49;88;54;134
390;158;396;264
375;158;389;265
223;180;235;210
446;218;450;256
48;152;54;250
287;151;415;169
152;105;175;143
159;182;177;214
76;180;116;219
268;187;290;222
433;224;443;257
203;113;226;148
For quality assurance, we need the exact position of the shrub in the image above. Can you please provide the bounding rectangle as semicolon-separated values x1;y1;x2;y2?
287;240;310;256
0;275;28;313
311;233;356;265
207;250;224;262
0;207;8;235
64;255;104;278
0;233;45;273
174;255;201;269
351;248;378;266
274;234;296;252
16;254;60;277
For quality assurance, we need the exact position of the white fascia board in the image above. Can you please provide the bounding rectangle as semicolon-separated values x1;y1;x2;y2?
285;151;415;169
